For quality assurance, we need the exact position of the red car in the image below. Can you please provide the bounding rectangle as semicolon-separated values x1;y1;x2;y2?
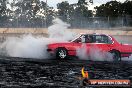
47;33;132;61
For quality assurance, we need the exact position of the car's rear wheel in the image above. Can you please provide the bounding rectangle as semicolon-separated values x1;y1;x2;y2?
56;48;68;59
110;51;121;61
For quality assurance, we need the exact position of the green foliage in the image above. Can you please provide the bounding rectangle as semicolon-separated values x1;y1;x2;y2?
57;0;93;23
95;0;132;17
0;0;131;27
57;1;71;22
122;0;132;16
95;1;122;17
6;0;55;27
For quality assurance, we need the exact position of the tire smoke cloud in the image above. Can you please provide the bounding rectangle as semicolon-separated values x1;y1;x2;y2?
0;18;75;59
76;44;113;61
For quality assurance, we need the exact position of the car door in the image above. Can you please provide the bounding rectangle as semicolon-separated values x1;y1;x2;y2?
90;35;112;53
72;34;90;56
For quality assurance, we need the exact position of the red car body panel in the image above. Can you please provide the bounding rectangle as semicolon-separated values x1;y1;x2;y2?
47;34;132;58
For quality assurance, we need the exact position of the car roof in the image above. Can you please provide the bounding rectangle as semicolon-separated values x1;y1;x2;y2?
80;33;108;36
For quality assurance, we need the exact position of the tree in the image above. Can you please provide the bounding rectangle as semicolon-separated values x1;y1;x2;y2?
57;1;74;22
6;0;55;27
122;0;132;16
0;0;8;27
57;0;93;28
0;0;6;16
95;1;122;17
75;0;93;17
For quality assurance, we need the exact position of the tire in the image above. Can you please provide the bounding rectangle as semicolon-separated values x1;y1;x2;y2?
56;48;68;59
110;51;121;61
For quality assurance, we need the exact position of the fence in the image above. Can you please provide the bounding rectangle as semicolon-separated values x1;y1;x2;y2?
0;16;132;28
68;16;132;28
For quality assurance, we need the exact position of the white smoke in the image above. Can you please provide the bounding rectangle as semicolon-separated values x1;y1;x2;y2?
1;35;48;58
48;18;75;41
0;18;75;59
76;44;113;61
76;44;88;59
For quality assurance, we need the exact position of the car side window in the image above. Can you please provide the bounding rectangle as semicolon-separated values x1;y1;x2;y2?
73;35;93;43
95;35;112;44
107;37;113;44
95;35;102;43
80;35;93;43
73;35;113;44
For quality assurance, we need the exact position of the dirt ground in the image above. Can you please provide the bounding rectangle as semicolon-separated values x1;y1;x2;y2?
0;57;132;88
0;27;132;35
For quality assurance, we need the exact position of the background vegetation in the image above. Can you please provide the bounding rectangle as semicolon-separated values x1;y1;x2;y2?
0;0;131;28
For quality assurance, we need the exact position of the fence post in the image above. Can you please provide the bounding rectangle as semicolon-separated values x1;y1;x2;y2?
108;16;109;29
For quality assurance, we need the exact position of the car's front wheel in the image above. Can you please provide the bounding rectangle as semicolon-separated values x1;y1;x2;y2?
56;48;68;59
